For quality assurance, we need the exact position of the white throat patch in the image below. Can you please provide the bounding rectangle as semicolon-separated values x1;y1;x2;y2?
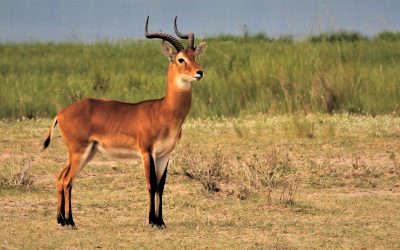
176;78;192;91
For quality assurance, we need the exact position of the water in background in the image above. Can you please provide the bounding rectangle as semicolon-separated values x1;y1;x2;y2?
0;0;399;42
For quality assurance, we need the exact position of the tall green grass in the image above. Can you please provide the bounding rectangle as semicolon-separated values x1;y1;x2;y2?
1;34;399;118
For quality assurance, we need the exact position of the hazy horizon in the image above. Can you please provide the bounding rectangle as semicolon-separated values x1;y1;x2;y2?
1;0;399;42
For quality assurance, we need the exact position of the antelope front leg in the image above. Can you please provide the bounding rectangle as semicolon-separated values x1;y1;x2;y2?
154;154;169;228
155;165;167;228
142;152;158;227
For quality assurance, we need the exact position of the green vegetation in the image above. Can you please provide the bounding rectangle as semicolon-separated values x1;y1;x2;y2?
374;30;400;42
1;115;400;248
308;30;368;43
1;31;400;119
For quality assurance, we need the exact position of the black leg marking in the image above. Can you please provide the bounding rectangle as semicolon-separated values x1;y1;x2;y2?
148;154;158;226
157;165;168;228
57;189;66;226
66;186;75;227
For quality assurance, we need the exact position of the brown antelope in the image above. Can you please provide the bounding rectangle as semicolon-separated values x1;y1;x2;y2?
42;16;207;228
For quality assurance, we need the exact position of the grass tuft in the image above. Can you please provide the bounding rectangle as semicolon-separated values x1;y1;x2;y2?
0;149;34;189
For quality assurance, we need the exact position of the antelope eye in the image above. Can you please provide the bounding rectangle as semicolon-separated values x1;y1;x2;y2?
178;58;185;64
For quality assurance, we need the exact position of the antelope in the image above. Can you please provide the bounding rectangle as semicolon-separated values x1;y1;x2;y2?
42;16;207;228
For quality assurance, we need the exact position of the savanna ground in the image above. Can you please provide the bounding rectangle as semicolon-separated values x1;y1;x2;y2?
1;114;400;249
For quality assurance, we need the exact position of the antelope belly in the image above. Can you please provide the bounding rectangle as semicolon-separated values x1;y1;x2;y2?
96;144;141;159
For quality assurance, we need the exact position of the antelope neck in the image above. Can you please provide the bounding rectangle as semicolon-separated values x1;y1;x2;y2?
163;69;192;120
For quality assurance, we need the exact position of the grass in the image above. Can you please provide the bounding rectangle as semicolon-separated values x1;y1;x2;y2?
1;114;400;249
1;35;400;119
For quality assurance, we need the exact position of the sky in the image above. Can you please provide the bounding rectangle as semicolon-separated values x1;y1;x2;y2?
0;0;399;42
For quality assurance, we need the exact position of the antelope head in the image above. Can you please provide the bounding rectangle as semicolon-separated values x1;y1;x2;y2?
145;16;207;91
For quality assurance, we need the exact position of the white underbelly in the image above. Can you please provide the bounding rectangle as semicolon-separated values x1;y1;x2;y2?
96;144;141;159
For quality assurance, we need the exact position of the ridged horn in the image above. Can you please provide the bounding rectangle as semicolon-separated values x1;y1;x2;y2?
174;16;195;49
145;16;184;52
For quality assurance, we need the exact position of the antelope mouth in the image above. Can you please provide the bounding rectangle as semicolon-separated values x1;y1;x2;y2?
183;75;202;82
193;75;202;81
193;72;204;81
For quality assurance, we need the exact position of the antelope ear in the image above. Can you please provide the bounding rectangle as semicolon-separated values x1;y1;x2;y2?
161;41;176;61
195;42;207;57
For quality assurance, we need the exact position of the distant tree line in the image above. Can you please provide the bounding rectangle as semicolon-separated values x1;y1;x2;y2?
309;30;400;43
209;30;400;43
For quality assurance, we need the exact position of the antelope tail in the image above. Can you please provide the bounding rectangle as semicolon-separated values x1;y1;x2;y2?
43;117;58;150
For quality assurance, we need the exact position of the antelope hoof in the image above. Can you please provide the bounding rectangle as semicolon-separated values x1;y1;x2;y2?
57;217;66;226
156;217;166;229
157;222;167;229
149;216;166;229
57;213;66;226
65;216;75;227
57;213;75;228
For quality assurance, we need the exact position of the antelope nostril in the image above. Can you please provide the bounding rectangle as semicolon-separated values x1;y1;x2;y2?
196;71;203;77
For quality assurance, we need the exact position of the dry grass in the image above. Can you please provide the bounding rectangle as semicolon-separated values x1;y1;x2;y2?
0;154;34;189
1;114;400;249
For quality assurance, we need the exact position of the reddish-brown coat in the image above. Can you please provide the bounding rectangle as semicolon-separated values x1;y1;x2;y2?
43;43;206;228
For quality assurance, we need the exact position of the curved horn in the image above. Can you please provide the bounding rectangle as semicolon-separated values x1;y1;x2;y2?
174;16;194;49
145;16;184;52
